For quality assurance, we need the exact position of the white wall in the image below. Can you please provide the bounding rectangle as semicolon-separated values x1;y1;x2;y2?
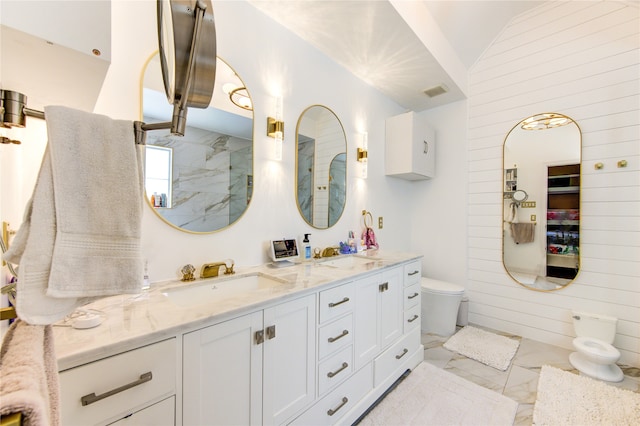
0;0;413;285
466;1;640;365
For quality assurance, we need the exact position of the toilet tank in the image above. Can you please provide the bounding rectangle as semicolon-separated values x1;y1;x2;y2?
572;311;617;344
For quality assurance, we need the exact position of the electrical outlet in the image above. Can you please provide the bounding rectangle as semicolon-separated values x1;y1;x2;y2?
378;217;383;229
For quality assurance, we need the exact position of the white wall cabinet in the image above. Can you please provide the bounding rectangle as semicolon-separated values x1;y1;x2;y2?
183;294;316;426
385;111;436;180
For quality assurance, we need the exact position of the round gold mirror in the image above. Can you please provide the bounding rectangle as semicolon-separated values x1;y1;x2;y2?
142;53;253;233
296;105;347;229
503;113;581;291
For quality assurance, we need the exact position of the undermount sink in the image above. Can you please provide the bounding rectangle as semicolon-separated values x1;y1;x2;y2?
163;273;287;307
319;255;378;268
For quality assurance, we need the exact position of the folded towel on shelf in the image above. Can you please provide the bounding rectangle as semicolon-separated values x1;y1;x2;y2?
510;222;536;244
0;319;60;426
2;106;144;325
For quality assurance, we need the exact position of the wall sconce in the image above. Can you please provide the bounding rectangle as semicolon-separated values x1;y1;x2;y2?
267;96;284;160
357;132;368;178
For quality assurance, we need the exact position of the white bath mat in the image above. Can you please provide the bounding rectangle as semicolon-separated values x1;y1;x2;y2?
358;361;518;426
533;365;640;425
443;326;520;371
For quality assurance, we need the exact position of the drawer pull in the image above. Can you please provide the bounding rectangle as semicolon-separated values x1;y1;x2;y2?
378;282;389;292
328;297;349;308
407;314;419;323
328;329;349;343
81;372;152;406
395;348;409;360
408;270;420;276
266;325;276;340
327;362;349;378
408;292;419;299
327;397;349;416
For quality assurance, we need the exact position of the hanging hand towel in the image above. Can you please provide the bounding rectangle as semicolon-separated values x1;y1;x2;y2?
362;226;379;250
510;223;535;244
2;106;144;325
0;320;60;426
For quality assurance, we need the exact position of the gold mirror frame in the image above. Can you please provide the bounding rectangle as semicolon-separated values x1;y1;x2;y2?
295;105;347;229
502;113;582;291
141;53;254;233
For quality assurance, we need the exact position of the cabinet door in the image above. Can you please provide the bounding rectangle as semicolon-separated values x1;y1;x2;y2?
183;312;263;426
263;294;316;425
379;267;403;349
354;273;381;369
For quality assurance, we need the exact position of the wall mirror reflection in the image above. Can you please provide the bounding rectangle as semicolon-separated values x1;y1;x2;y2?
142;53;254;233
503;113;581;291
296;105;347;229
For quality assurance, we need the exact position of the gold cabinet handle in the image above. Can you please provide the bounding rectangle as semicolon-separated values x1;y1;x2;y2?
328;329;349;343
328;297;349;308
81;372;152;406
327;362;348;378
407;314;419;323
327;397;348;416
395;348;409;360
408;292;419;299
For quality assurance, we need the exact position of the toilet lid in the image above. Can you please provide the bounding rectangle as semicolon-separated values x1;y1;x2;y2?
574;337;620;358
421;278;465;295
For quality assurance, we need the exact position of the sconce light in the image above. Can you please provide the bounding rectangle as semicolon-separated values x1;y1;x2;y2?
229;87;252;111
267;96;284;160
357;132;368;178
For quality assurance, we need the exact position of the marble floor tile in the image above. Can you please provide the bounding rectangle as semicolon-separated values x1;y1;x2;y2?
513;403;533;426
503;365;539;404
423;346;454;369
512;337;573;370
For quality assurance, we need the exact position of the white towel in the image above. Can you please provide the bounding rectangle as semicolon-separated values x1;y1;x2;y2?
0;320;60;426
2;106;144;325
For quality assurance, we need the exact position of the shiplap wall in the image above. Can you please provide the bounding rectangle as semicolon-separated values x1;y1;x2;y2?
467;1;639;365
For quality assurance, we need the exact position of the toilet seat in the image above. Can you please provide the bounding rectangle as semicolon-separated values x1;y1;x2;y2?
573;336;620;362
421;278;464;295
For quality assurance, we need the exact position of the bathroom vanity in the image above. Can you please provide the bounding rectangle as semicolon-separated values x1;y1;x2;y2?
53;251;423;425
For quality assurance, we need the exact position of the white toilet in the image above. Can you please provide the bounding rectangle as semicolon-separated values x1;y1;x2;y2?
569;311;623;382
421;278;465;336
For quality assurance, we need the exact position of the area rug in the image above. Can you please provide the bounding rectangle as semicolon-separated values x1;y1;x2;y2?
358;361;518;425
533;365;640;425
443;326;520;371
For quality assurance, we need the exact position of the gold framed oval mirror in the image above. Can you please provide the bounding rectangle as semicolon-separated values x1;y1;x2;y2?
502;113;581;291
141;53;253;233
296;105;347;229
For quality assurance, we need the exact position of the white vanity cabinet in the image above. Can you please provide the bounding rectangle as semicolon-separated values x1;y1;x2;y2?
354;267;403;369
59;338;177;426
182;294;316;426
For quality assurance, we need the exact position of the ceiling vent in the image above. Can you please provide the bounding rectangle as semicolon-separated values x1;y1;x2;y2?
423;84;448;98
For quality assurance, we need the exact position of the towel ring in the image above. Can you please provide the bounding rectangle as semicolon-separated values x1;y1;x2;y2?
512;189;528;204
363;211;373;228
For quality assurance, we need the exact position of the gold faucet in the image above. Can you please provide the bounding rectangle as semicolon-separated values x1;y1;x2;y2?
201;260;235;278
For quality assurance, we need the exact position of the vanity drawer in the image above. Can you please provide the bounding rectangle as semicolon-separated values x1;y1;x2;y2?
60;338;176;426
318;314;353;359
318;345;354;396
403;282;421;310
319;282;355;323
374;327;420;387
108;395;175;425
290;362;372;426
403;260;421;286
403;304;421;334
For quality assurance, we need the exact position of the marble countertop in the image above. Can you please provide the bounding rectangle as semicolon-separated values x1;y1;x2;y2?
53;251;421;371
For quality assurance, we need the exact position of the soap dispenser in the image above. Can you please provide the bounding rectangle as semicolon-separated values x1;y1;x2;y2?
303;234;311;260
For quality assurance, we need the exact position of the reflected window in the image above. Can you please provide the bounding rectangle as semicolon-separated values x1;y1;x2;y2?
145;145;173;208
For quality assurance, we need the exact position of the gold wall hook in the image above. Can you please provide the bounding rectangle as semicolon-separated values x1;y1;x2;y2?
594;162;604;170
617;160;627;168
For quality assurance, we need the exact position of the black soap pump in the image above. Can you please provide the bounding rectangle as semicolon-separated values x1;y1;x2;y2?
303;234;311;260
